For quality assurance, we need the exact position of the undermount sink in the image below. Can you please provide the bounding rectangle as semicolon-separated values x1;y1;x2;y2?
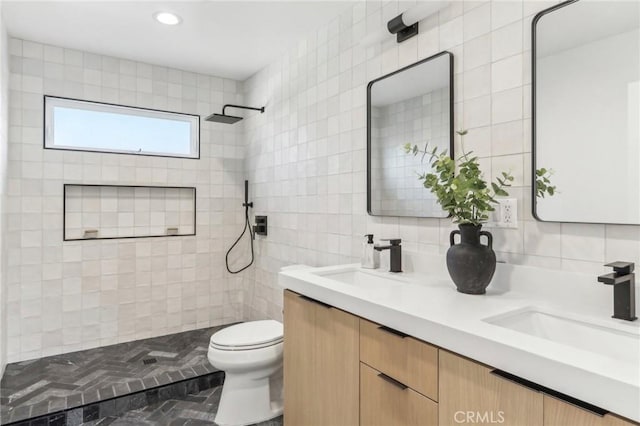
311;268;405;291
484;308;640;365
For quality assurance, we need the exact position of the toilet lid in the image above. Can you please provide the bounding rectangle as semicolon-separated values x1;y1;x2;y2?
210;320;283;350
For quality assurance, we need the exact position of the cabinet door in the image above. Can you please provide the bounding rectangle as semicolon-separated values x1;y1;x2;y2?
439;350;543;426
283;290;359;426
315;298;360;426
360;363;438;426
544;395;638;426
283;290;316;425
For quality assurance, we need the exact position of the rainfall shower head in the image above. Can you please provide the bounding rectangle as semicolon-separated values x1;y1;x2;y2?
206;113;243;124
205;104;265;124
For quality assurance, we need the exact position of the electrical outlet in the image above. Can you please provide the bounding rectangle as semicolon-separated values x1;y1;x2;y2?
487;198;518;228
501;198;516;225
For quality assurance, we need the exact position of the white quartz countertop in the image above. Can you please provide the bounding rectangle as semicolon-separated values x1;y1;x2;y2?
278;255;640;423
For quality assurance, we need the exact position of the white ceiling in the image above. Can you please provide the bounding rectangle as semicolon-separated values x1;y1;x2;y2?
1;1;353;81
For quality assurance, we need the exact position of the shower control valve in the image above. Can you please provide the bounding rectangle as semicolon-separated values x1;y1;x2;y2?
254;216;268;236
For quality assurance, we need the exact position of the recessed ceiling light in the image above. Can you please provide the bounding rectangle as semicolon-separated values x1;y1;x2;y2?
153;12;182;26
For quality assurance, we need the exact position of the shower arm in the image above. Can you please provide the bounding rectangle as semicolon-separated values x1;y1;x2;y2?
222;104;265;115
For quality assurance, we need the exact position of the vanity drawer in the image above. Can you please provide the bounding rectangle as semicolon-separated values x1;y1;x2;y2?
360;362;437;426
360;318;438;401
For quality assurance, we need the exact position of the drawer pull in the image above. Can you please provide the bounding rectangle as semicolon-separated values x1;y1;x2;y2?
490;369;542;394
299;295;332;309
490;370;608;417
377;373;408;390
377;325;408;338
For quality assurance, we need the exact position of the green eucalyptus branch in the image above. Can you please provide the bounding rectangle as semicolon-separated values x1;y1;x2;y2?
535;168;556;198
404;130;514;226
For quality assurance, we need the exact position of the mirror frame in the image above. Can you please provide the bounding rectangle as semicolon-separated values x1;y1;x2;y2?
530;0;639;225
366;51;454;217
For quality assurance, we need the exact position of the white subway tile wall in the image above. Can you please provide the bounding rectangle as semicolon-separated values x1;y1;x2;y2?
6;38;248;362
242;0;640;321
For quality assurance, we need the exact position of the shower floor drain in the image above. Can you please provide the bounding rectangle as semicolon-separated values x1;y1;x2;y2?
142;358;157;365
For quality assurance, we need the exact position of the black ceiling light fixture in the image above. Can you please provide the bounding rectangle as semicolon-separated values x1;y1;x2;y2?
387;2;448;43
205;104;265;124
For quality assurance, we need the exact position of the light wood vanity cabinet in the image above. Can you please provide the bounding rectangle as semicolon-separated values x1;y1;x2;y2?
283;290;638;426
439;351;637;426
544;395;636;426
283;290;359;426
360;318;438;425
360;318;438;401
360;362;438;426
439;350;543;426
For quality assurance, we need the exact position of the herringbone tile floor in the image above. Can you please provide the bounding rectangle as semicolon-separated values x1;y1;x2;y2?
1;325;230;423
80;386;283;426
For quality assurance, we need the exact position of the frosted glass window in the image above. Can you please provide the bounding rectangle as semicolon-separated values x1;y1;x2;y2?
45;96;199;158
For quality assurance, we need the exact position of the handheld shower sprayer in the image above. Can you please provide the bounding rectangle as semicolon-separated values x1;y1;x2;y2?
225;180;255;274
242;179;253;210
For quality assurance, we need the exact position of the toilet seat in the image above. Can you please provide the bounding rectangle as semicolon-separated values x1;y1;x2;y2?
210;320;283;351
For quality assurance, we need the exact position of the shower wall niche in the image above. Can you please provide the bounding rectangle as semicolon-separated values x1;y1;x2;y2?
63;184;196;241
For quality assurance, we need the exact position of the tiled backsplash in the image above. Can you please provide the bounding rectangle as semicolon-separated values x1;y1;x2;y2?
242;0;640;321
64;185;196;240
5;38;248;362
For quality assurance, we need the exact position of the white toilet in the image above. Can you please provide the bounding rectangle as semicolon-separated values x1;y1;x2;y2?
207;320;284;426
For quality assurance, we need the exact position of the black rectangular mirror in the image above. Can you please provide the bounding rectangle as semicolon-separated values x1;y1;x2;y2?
533;0;640;225
367;51;454;218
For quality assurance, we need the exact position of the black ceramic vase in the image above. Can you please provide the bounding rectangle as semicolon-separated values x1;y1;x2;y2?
446;224;496;294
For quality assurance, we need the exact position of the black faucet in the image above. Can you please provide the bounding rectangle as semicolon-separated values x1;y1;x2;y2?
597;262;637;321
375;239;402;273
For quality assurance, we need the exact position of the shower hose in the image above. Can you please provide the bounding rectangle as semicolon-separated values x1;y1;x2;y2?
225;180;255;274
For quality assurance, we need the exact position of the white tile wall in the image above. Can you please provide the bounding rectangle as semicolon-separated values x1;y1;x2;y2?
242;0;640;321
6;38;248;362
0;9;10;376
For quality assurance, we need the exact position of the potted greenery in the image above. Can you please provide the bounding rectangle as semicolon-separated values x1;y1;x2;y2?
405;130;554;294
